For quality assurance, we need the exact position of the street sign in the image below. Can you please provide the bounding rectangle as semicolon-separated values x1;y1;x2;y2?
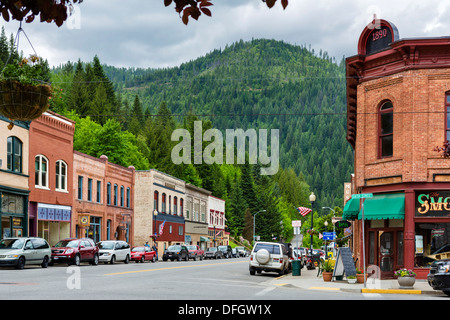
323;232;336;240
293;226;301;235
292;220;302;227
352;193;373;199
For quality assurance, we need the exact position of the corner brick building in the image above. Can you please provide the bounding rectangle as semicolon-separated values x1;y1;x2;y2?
344;19;450;279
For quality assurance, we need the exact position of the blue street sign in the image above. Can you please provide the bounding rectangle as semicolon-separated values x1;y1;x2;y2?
323;232;336;240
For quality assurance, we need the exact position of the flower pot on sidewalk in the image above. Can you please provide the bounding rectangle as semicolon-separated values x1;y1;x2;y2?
395;269;416;289
322;271;333;282
356;273;367;283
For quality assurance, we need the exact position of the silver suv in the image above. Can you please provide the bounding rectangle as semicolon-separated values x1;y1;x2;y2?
249;241;289;276
0;237;52;269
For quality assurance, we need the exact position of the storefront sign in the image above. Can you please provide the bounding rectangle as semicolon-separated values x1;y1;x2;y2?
79;215;90;227
415;191;450;217
334;220;352;229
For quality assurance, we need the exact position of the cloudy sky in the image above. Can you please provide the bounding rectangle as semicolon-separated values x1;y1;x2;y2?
1;0;449;69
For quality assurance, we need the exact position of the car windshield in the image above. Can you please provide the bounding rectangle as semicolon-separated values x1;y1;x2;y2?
98;242;115;250
168;245;181;251
54;240;79;248
432;244;450;254
207;247;217;252
254;243;280;254
131;247;144;252
187;245;196;250
0;239;24;249
218;246;227;250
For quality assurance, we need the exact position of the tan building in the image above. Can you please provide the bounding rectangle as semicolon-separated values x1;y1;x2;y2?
184;183;210;250
208;195;226;247
134;169;185;253
0;117;30;238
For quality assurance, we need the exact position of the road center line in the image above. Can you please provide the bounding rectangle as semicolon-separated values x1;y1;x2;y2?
104;260;247;276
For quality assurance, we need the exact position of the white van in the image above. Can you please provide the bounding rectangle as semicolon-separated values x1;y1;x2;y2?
97;240;130;264
249;241;289;276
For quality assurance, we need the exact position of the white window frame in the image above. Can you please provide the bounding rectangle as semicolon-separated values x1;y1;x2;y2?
55;160;68;192
35;155;49;189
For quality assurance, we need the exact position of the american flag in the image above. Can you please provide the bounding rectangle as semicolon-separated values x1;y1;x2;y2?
159;220;166;235
296;207;312;217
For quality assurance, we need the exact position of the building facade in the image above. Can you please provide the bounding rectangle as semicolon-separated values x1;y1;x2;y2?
134;169;185;253
0;117;30;239
184;183;210;250
345;19;450;279
28;111;75;246
208;195;226;247
73;152;135;245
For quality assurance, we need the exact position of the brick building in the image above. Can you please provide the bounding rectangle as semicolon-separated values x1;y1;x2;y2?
28;111;75;246
208;195;226;247
344;19;450;279
134;169;185;253
73;151;135;245
184;183;210;250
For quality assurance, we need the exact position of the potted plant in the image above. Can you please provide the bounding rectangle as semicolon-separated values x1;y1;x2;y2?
356;268;367;283
321;259;334;282
394;268;416;289
347;275;357;284
0;54;52;129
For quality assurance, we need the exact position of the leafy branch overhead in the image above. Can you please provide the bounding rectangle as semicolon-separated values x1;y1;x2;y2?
165;0;289;25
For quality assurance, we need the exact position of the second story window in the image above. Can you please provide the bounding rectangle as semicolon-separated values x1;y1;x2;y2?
55;160;67;191
107;182;111;205
7;136;22;173
35;155;48;188
379;101;393;158
446;92;450;141
77;176;83;200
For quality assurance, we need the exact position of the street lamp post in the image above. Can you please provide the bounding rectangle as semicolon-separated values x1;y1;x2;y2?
253;210;266;244
309;193;316;254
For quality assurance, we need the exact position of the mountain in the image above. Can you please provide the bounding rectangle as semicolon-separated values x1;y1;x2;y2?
105;38;354;210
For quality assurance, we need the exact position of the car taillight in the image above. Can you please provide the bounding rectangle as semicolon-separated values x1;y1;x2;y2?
250;255;253;261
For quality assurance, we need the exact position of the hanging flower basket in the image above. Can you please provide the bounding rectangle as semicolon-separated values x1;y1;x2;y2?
0;79;52;124
0;55;52;129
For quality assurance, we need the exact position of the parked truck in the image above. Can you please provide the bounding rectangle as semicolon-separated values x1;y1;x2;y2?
186;245;204;261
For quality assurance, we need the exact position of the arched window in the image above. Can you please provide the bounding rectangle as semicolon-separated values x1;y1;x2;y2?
7;136;22;173
162;193;166;213
154;190;159;212
55;160;67;191
379;101;393;158
174;196;178;215
35;155;49;188
180;198;184;217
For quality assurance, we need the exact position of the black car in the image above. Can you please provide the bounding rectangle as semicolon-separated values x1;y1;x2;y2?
204;247;223;259
162;245;189;261
217;245;232;258
427;258;450;296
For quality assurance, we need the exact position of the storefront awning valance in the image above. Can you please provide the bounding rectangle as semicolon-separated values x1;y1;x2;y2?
358;193;405;220
343;198;360;221
200;236;209;242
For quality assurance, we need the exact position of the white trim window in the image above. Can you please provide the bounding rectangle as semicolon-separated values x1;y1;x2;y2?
35;155;49;189
55;160;68;191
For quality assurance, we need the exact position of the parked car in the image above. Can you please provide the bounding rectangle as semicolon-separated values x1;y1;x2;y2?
231;248;238;258
97;240;131;264
235;246;248;257
163;245;189;261
249;241;289;276
51;238;99;266
204;247;223;259
186;245;204;261
427;258;450;296
130;246;157;263
218;245;232;258
0;237;51;269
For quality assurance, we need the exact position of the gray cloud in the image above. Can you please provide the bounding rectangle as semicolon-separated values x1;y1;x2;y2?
0;0;448;69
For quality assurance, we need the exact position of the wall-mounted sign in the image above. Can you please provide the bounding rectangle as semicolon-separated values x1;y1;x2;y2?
415;191;450;217
358;19;399;56
334;220;352;229
79;215;90;227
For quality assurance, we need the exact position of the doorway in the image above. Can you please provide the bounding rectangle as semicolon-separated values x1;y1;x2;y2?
368;229;404;279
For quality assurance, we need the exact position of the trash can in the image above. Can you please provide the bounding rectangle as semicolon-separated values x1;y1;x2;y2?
291;259;301;276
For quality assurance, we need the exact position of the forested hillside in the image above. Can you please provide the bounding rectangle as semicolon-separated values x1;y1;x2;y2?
44;37;353;246
106;39;354;210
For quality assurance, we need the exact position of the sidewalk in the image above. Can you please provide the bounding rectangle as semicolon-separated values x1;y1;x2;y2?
270;267;447;296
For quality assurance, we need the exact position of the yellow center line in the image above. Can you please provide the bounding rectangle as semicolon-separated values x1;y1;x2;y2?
104;260;247;276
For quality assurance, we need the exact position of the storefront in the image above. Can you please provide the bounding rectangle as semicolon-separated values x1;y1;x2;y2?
1;189;29;239
36;203;71;246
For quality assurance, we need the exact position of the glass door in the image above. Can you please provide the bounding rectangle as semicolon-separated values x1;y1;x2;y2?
379;231;394;278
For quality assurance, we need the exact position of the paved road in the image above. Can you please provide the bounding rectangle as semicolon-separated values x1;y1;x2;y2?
0;257;444;302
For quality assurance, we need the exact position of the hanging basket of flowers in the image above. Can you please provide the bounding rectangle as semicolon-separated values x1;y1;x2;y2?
0;55;52;129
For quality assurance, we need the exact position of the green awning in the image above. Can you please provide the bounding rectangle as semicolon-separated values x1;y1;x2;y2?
343;197;360;221
200;236;209;242
358;193;405;220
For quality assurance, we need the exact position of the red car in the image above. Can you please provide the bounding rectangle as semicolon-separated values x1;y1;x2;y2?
50;238;99;266
130;246;156;263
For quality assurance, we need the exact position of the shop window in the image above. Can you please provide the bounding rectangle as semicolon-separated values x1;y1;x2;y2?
55;160;68;191
415;223;450;267
379;101;393;158
7;136;22;173
35;155;49;188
